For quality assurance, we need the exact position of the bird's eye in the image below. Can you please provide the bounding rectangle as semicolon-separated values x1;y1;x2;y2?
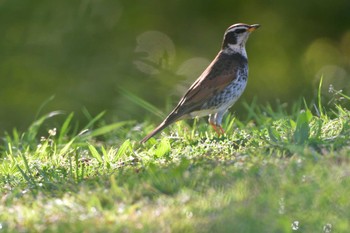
235;29;246;34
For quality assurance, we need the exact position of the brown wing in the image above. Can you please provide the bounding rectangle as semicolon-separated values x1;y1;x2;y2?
167;52;247;121
140;52;247;143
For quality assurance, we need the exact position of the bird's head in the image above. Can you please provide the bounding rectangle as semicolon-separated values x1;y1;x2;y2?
222;23;260;54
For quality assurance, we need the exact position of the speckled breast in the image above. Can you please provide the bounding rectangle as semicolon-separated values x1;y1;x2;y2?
204;65;248;111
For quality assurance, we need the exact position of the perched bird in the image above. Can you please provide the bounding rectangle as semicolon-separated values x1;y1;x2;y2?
141;23;260;143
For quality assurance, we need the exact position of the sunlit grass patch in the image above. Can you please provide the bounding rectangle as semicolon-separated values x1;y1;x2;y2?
1;85;350;232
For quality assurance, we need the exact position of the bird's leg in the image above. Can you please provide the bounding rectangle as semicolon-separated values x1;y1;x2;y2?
210;122;222;135
218;125;225;135
209;114;221;135
209;114;225;136
209;112;226;136
210;122;226;136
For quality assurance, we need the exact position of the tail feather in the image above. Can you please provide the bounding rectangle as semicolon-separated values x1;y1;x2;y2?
140;120;171;143
140;109;186;143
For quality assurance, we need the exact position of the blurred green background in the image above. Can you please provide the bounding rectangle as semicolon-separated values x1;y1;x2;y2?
1;0;350;132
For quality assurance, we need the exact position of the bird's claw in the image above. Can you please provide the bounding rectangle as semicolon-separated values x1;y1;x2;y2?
210;123;225;136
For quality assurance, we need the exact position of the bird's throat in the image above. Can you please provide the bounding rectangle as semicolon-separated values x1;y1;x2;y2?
223;44;247;58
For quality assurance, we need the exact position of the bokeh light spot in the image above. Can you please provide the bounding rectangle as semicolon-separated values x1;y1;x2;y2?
134;31;176;75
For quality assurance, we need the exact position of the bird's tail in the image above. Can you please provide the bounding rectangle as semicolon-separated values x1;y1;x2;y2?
140;120;171;143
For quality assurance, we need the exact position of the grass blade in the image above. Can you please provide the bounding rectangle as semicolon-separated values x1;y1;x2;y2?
119;88;165;119
317;76;324;117
58;112;75;144
80;121;131;140
115;139;132;159
88;144;103;163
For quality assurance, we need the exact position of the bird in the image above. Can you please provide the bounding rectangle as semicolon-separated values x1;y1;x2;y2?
140;23;260;143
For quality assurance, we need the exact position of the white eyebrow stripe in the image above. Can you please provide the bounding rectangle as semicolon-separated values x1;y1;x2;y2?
226;26;249;34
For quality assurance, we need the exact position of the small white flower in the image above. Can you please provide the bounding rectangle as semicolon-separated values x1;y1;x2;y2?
291;221;299;231
323;223;332;233
48;128;57;136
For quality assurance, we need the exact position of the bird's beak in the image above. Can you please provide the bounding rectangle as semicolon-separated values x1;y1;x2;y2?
248;24;260;32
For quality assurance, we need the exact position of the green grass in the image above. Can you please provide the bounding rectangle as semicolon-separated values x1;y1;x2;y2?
1;86;350;232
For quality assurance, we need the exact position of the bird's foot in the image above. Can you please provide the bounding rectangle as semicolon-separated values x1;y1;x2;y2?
210;123;225;136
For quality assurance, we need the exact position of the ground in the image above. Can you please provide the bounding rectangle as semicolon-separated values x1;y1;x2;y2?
1;86;350;232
